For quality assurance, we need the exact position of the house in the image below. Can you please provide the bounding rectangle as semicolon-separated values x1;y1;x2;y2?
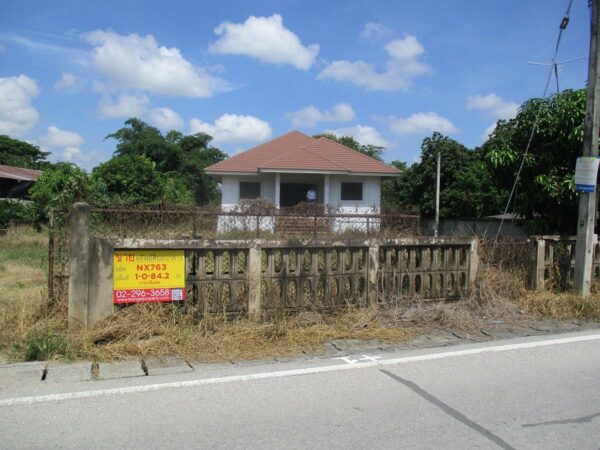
0;164;42;199
204;131;400;232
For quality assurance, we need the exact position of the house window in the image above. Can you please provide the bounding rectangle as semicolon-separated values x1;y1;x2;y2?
240;182;260;199
341;182;363;201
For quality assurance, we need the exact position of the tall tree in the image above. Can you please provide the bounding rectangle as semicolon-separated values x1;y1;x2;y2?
389;133;504;218
482;88;586;233
105;118;227;204
0;135;50;168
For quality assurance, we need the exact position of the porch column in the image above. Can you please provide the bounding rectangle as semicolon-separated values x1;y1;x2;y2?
324;174;330;208
275;172;281;208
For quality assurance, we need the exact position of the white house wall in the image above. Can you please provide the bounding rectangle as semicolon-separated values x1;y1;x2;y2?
328;175;380;212
221;174;276;210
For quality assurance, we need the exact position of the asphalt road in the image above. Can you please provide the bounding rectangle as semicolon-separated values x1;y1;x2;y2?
1;331;599;449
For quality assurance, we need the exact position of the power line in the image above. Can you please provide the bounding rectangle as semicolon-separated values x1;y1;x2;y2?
493;0;575;245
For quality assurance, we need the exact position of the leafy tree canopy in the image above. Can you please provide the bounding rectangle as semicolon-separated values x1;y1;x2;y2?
384;132;504;218
92;154;192;207
29;163;103;222
106;118;227;204
482;88;586;233
0;135;50;169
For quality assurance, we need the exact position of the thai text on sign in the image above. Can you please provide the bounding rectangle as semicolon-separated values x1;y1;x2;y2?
113;250;186;304
574;156;600;192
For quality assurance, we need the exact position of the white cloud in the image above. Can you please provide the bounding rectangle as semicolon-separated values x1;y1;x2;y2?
98;93;183;130
209;14;319;70
328;125;390;148
99;93;150;118
86;30;230;97
360;22;392;40
189;114;272;145
484;122;498;138
0;74;40;137
389;112;457;135
467;93;518;141
147;107;183;130
318;35;431;91
62;146;82;161
41;125;84;148
467;93;518;119
286;103;355;128
54;72;77;90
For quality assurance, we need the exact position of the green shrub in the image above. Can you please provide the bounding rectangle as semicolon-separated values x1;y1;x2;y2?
0;200;35;228
23;324;68;361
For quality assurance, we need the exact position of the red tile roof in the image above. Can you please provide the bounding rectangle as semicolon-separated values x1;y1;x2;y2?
0;164;43;181
205;131;399;176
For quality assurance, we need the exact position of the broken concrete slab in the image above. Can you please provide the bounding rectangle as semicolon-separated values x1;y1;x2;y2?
99;360;145;380
144;357;193;376
329;339;385;352
45;362;93;383
0;361;46;387
479;327;523;340
422;330;461;345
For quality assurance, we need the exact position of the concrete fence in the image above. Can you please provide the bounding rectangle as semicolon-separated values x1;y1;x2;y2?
528;235;600;291
68;203;479;327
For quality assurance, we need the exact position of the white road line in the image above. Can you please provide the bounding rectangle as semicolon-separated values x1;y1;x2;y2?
1;333;599;408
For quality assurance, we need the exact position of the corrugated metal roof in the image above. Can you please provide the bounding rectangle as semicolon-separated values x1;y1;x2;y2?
0;164;43;181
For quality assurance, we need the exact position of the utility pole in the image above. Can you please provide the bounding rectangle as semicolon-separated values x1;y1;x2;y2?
574;0;600;296
434;151;441;237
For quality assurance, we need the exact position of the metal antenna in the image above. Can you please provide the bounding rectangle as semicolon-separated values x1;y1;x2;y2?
526;56;586;93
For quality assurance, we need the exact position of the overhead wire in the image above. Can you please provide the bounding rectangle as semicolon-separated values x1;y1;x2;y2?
493;0;575;245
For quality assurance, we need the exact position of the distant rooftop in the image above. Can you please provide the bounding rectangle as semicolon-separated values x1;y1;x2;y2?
0;164;43;182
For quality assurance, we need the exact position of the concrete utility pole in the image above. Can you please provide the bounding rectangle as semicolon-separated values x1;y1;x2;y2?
434;151;441;237
574;0;600;296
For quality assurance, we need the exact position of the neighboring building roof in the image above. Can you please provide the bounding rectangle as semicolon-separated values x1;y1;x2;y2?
0;164;43;182
205;131;400;176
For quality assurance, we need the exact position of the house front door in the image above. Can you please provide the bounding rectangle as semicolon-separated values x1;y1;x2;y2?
280;183;317;207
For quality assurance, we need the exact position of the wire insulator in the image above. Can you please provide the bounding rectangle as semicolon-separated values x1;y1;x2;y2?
560;16;570;29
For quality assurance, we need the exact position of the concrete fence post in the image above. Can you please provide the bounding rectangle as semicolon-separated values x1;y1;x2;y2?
367;239;379;306
528;237;546;291
248;243;262;320
468;238;479;290
68;202;91;328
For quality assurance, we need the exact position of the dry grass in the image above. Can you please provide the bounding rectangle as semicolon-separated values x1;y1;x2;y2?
70;304;418;362
400;266;527;331
0;227;57;362
519;291;600;320
1;226;599;364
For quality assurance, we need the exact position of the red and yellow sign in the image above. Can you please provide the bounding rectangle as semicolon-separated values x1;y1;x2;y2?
113;250;186;304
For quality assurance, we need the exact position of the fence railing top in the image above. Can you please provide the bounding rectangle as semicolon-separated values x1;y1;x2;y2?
52;206;419;220
110;236;476;250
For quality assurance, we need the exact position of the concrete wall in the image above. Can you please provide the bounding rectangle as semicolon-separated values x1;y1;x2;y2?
528;235;600;291
68;204;478;327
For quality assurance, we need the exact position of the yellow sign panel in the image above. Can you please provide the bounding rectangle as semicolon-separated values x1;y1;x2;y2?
113;250;186;303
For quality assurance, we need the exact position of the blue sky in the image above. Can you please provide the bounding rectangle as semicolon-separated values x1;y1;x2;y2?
0;0;591;169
